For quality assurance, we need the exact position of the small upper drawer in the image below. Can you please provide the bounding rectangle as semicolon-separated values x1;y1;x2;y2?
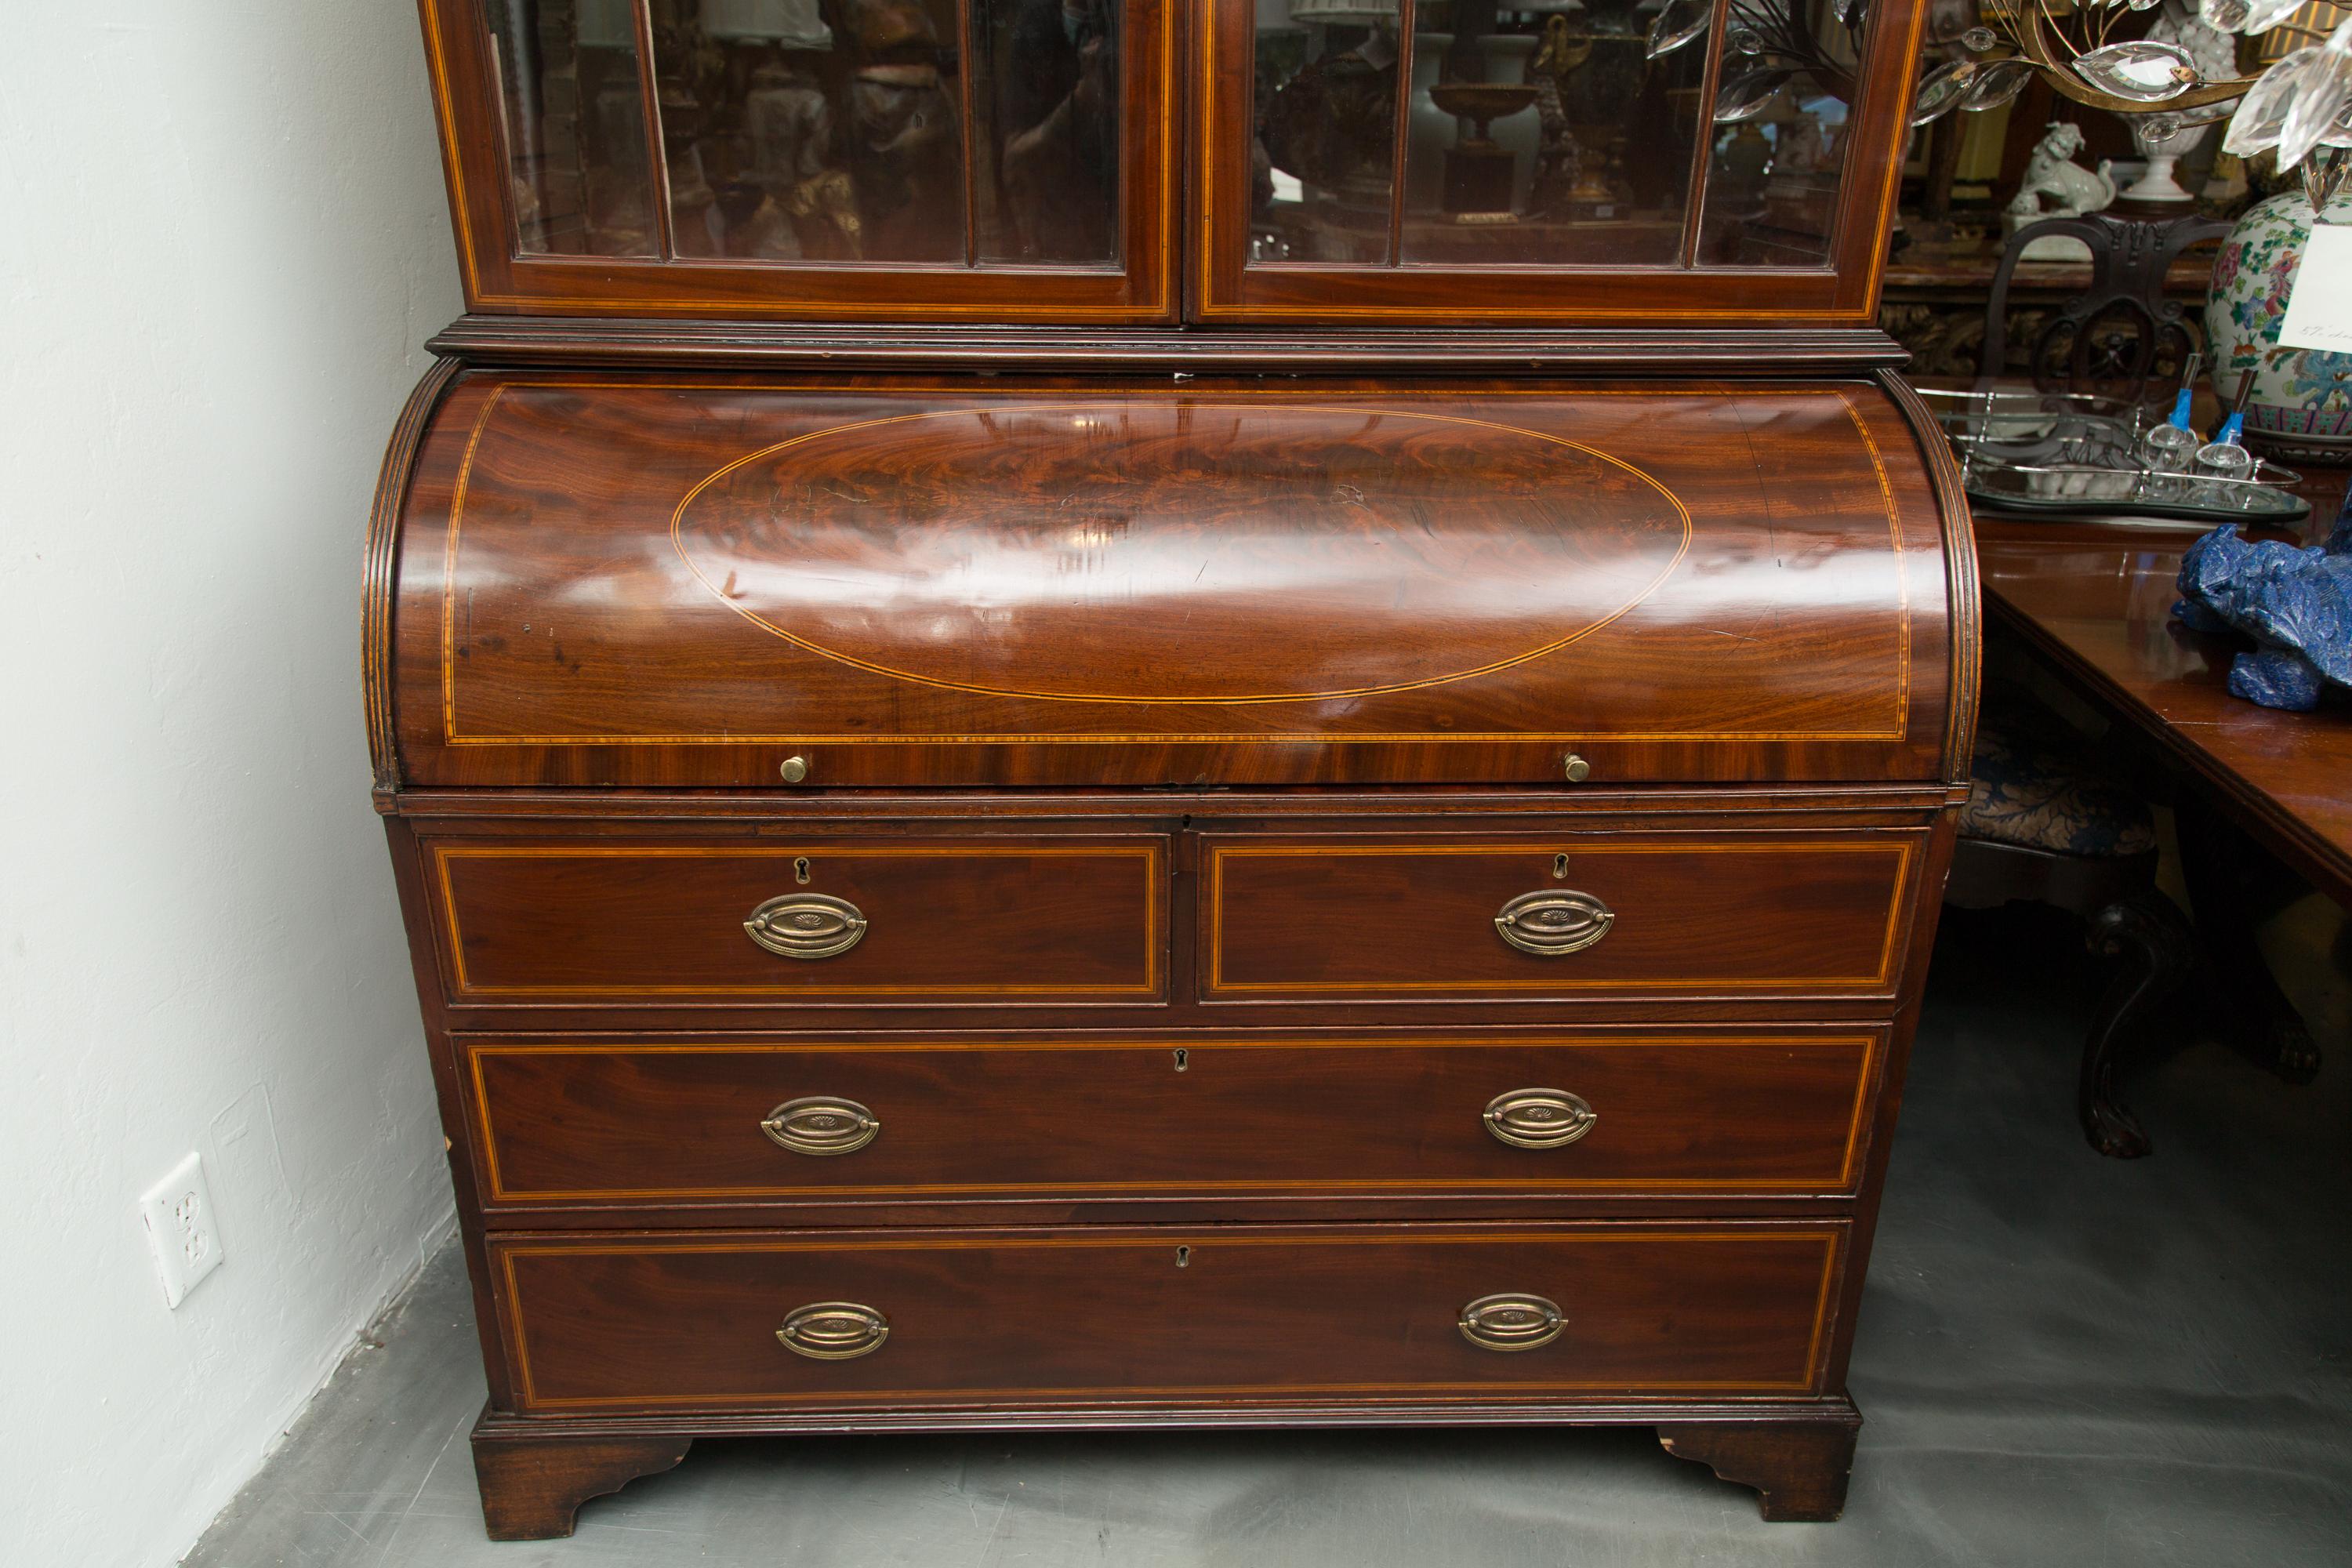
426;837;1166;1005
1201;834;1922;1003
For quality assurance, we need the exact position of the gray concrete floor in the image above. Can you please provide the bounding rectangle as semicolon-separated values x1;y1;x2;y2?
186;901;2352;1566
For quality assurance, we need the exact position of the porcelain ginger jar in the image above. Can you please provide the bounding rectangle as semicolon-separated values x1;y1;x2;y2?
2205;189;2352;442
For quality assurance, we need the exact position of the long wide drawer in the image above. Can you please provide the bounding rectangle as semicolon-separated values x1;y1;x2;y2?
425;837;1167;1004
489;1223;1846;1413
1202;833;1924;1002
459;1032;1883;1210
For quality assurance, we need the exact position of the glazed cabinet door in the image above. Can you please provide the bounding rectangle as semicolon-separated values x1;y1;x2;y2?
1190;0;1926;325
419;0;1173;320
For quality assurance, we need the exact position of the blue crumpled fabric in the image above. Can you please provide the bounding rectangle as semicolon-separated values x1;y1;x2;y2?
2172;500;2352;712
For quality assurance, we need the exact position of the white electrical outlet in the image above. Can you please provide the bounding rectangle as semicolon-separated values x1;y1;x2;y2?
140;1152;224;1308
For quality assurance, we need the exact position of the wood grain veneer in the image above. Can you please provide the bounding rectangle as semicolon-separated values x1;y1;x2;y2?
458;1030;1886;1210
488;1222;1848;1412
376;0;1962;1532
382;372;1950;789
428;837;1165;1002
1200;834;1922;1001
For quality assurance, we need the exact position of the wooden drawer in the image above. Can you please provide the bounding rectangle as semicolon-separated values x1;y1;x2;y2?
425;837;1167;1004
489;1223;1846;1413
460;1032;1882;1210
1202;834;1923;1002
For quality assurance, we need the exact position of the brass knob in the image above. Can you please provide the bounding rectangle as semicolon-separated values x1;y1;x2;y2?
1494;889;1614;956
779;755;811;783
745;892;867;959
776;1301;889;1360
1483;1089;1597;1149
761;1097;880;1156
1458;1294;1564;1352
1562;753;1591;783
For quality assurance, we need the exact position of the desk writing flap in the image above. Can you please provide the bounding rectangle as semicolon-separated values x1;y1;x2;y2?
379;372;1960;788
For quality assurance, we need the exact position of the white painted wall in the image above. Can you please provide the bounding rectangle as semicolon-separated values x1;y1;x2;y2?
0;6;464;1565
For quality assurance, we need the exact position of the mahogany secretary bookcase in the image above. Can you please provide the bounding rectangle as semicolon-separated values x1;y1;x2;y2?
372;0;1969;1537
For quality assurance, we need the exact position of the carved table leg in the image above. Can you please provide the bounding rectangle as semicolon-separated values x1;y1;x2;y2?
470;1414;693;1541
1657;1414;1861;1521
2080;889;2195;1159
2176;799;2321;1083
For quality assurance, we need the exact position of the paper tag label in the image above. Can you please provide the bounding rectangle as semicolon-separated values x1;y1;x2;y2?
2278;222;2352;354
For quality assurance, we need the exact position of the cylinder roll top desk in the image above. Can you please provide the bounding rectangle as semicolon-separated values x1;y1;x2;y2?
372;0;1971;1537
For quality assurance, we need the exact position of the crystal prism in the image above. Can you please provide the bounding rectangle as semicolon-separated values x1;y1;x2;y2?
1646;0;1711;60
1911;60;1978;125
2276;27;2352;170
1714;68;1796;123
2239;0;2315;32
1962;59;2037;111
2224;49;2312;155
2074;41;2199;102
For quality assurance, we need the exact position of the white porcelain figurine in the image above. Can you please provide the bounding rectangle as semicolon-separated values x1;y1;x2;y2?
2004;122;2118;262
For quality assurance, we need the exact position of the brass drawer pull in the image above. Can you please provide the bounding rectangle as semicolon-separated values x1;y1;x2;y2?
745;892;867;960
1483;1089;1596;1149
1458;1293;1565;1353
760;1097;880;1156
776;1301;890;1360
1494;889;1613;956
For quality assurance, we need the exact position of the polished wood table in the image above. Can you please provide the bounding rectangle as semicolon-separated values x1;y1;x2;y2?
1973;491;2352;912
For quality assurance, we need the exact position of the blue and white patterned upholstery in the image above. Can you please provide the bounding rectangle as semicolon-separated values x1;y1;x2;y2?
1960;701;2156;858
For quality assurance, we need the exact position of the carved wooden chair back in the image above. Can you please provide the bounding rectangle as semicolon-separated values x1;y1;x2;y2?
1976;213;2230;405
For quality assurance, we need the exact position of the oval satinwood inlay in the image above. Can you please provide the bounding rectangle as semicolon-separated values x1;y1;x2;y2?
672;402;1691;704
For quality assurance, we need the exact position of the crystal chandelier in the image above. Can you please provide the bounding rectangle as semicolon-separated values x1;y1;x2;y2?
1905;2;2350;206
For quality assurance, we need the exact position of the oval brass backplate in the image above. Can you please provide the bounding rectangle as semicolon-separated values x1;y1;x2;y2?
1483;1088;1597;1149
745;892;867;960
1457;1293;1565;1352
776;1301;890;1360
761;1097;880;1156
1494;889;1614;956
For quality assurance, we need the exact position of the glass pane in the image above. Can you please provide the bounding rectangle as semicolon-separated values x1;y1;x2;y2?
974;0;1123;264
1694;0;1862;266
648;0;969;263
1250;0;1404;265
483;0;660;256
1399;4;1707;265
